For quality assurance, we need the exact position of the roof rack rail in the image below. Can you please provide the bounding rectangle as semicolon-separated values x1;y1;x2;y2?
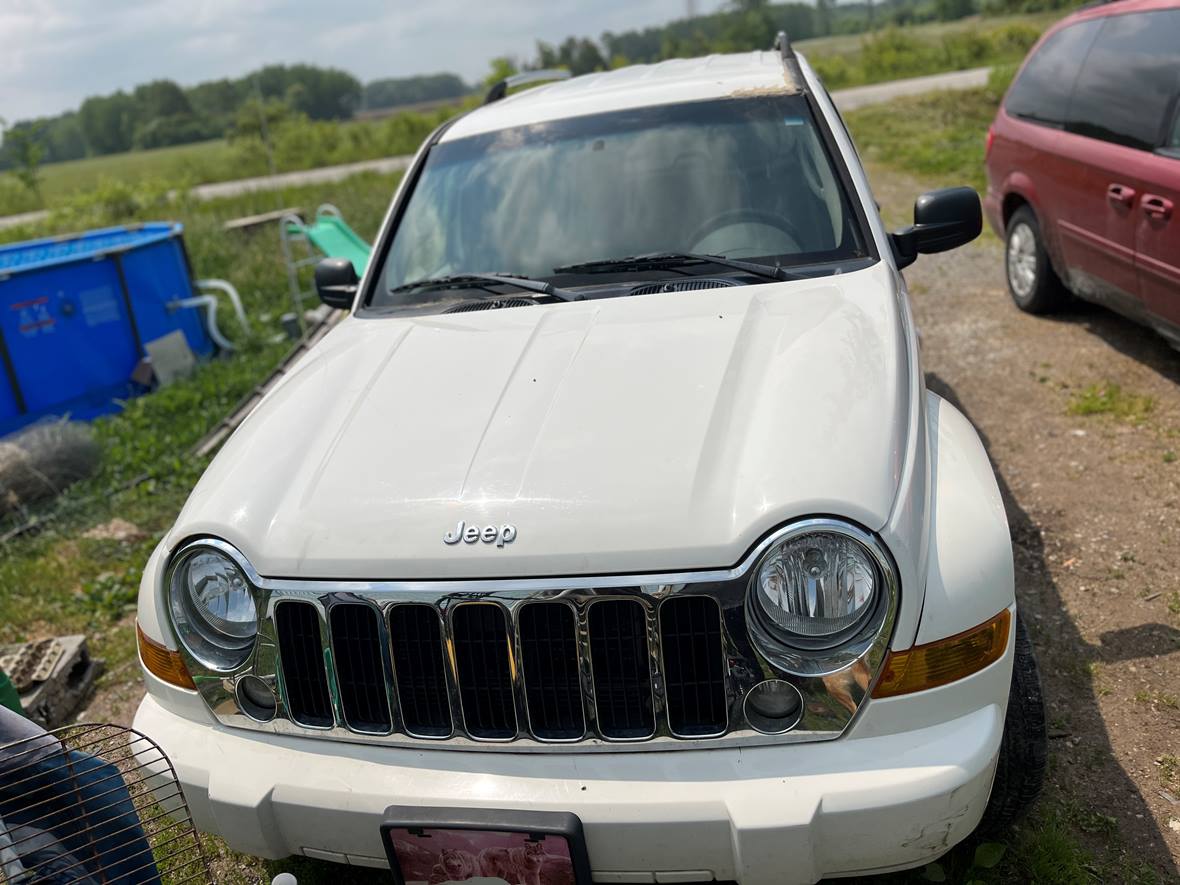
485;69;572;105
772;31;806;91
773;30;796;61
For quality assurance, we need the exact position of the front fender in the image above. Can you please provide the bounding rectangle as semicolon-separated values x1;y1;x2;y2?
917;393;1015;644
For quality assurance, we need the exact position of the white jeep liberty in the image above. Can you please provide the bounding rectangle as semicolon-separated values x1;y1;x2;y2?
135;37;1047;885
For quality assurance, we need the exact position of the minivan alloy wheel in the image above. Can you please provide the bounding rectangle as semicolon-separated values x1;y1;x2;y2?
1007;222;1038;298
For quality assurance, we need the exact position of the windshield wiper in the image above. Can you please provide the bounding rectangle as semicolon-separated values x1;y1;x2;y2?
389;272;578;301
553;252;802;282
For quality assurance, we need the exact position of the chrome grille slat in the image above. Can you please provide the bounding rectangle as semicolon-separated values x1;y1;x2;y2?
519;602;584;740
327;603;392;734
388;604;453;737
587;599;656;739
660;596;728;737
450;604;517;740
274;601;333;729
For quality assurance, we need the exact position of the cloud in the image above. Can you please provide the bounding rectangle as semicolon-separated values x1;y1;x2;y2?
0;0;720;122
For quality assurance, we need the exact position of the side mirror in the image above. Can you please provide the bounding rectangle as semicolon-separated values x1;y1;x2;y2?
314;258;359;310
890;186;982;269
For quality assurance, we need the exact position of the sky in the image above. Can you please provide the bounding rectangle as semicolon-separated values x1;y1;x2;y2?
0;0;726;123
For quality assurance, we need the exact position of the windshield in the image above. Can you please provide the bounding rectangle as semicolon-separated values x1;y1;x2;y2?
369;95;869;310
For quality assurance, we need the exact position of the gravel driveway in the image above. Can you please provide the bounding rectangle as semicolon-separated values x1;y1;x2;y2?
872;162;1180;879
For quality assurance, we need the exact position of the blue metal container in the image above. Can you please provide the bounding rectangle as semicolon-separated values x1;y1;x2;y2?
0;223;213;435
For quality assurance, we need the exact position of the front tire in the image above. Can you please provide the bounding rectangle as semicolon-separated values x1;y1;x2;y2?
1005;206;1069;314
979;613;1047;832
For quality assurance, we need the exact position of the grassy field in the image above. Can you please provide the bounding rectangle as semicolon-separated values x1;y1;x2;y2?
844;65;1018;194
35;139;237;201
794;11;1061;59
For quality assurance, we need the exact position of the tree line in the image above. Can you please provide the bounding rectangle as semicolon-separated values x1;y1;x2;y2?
0;66;470;170
1;0;1067;178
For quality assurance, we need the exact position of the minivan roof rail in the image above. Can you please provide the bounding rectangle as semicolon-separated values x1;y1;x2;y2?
485;69;572;105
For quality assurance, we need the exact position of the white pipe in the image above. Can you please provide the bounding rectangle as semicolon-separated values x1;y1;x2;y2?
195;278;249;331
173;295;235;352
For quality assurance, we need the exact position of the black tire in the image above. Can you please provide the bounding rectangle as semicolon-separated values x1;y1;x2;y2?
1005;206;1069;314
979;613;1048;833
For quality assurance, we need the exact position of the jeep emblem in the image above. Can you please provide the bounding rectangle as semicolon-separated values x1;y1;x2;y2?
443;520;517;548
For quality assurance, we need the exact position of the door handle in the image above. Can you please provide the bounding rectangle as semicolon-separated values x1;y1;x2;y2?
1107;183;1137;207
1142;194;1174;221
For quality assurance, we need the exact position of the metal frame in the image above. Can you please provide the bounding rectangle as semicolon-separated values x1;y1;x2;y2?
279;203;343;324
163;519;899;754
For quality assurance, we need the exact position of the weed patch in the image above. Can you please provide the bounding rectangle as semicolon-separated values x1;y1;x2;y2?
1067;383;1154;423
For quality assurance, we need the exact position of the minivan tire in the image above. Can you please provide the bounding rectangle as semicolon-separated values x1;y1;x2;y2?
1005;206;1069;314
979;613;1048;833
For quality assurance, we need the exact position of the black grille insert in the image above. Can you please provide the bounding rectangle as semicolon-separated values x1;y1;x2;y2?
519;603;584;740
389;605;453;737
660;596;727;736
328;603;392;733
275;601;333;728
451;604;517;739
588;599;654;739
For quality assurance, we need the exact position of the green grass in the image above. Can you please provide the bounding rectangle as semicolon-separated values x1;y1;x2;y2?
795;11;1062;61
36;139;236;201
1067;382;1155;423
844;66;1016;193
0;169;399;654
805;14;1057;91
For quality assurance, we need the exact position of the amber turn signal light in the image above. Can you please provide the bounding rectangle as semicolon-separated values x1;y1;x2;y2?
872;608;1011;698
137;621;197;690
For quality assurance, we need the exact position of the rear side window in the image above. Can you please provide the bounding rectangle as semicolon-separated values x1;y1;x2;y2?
1066;10;1180;151
1004;20;1101;127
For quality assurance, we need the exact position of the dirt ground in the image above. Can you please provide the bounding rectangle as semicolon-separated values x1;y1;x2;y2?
68;163;1180;881
873;163;1180;879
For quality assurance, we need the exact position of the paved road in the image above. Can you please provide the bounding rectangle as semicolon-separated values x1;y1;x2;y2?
829;65;990;111
0;66;992;232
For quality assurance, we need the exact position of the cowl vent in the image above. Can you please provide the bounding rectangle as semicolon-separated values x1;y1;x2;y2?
629;278;741;296
444;298;538;313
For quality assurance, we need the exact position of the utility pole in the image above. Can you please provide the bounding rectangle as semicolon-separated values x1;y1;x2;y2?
686;0;697;18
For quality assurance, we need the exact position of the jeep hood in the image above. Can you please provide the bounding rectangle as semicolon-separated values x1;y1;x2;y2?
175;261;913;578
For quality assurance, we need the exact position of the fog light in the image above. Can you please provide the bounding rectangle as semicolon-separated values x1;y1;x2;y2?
236;674;277;722
743;679;803;734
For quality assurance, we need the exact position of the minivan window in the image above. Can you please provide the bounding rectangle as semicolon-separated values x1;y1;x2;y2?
1066;10;1180;151
1004;20;1101;128
368;95;869;311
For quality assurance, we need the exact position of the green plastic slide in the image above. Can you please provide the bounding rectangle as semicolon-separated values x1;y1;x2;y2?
287;210;371;276
0;667;21;714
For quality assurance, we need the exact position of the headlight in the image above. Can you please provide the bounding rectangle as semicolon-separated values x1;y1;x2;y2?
168;547;258;671
747;522;892;667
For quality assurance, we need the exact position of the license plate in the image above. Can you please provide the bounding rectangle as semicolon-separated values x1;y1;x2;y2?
381;807;592;885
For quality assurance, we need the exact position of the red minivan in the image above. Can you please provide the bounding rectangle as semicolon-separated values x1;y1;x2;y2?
984;0;1180;342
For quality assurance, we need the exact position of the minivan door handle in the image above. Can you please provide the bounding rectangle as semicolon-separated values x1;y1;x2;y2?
1142;194;1174;221
1106;183;1137;208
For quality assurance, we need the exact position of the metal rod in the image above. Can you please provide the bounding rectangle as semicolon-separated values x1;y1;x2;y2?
111;252;146;359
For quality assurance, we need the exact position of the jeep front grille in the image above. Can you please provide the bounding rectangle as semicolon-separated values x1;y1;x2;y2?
175;531;900;752
271;591;729;744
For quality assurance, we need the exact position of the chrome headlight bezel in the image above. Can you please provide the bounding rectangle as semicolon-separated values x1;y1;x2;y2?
744;518;898;677
166;542;260;672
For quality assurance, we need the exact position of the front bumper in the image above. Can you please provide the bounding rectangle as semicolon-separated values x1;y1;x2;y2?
133;642;1010;885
